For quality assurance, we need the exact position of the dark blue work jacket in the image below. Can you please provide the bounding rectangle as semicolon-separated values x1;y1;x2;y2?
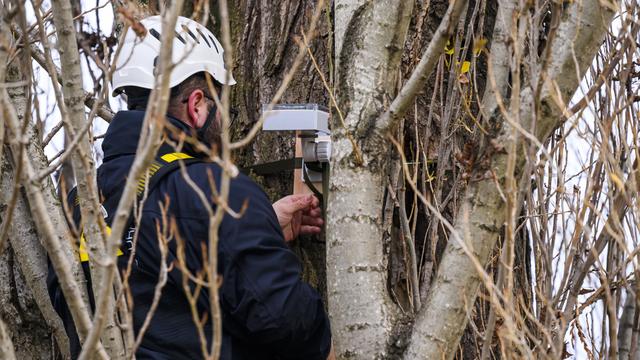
47;110;331;359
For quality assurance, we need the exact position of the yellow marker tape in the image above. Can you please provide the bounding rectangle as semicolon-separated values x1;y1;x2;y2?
79;152;194;262
460;61;471;74
161;152;193;163
137;162;162;194
444;40;454;55
78;226;123;262
473;38;488;55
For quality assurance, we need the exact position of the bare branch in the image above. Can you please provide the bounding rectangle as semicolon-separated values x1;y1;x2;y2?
618;288;636;360
0;6;98;356
396;170;421;312
50;0;127;356
130;203;170;354
28;39;115;122
1;58;103;360
207;0;235;356
404;0;617;358
37;108;101;181
77;0;185;358
376;0;466;132
558;159;637;344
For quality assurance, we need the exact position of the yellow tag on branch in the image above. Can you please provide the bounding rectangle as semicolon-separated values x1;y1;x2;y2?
460;61;471;74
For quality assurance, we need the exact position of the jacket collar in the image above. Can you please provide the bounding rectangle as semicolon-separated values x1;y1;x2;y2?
102;110;202;162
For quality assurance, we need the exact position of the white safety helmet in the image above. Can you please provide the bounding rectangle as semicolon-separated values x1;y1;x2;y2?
111;16;235;95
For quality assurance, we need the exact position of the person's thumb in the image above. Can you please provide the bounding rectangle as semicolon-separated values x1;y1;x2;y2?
289;194;313;212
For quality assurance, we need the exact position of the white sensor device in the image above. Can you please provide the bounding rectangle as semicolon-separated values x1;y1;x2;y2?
262;104;330;135
262;104;331;184
262;104;332;164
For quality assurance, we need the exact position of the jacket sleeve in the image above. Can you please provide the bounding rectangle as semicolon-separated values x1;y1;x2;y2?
217;175;331;360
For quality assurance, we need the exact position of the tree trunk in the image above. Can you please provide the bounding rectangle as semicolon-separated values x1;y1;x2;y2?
227;1;521;358
0;242;56;359
405;1;616;358
51;0;128;355
326;1;414;357
0;6;90;358
618;288;638;360
228;0;333;295
1;160;70;358
0;41;64;360
0;0;622;358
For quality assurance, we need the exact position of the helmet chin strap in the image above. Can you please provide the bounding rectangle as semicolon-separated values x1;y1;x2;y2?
196;100;219;147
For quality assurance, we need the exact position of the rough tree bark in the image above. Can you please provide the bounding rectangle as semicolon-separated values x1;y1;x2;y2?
0;164;59;360
404;0;616;358
0;0;621;358
229;1;521;358
50;0;128;356
0;7;72;359
0;229;55;360
0;317;16;360
0;3;95;358
1;148;69;359
228;0;333;294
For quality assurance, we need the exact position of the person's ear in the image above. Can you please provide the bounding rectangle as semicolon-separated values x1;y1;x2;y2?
186;89;207;128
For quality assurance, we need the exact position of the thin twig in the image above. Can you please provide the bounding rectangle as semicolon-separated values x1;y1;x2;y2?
28;36;115;122
230;0;325;150
77;1;185;357
376;0;466;132
301;31;363;165
396;168;421;312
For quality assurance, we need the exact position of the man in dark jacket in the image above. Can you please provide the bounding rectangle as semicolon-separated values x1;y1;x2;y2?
48;16;332;359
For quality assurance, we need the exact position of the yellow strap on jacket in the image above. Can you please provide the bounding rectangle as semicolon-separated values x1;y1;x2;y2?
77;152;194;262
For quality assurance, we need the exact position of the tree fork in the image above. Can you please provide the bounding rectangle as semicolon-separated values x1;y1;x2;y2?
328;0;414;357
404;1;617;358
50;0;129;356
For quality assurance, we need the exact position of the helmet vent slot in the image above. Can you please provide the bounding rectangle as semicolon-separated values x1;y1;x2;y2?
209;36;219;53
182;25;200;44
149;28;161;42
196;28;211;48
174;31;186;44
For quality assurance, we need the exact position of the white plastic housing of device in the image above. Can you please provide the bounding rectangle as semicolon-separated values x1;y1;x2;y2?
262;104;330;134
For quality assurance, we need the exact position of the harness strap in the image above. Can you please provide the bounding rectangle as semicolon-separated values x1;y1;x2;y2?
76;152;204;262
137;152;202;198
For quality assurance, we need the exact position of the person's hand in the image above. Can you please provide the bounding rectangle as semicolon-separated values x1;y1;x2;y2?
272;194;323;242
326;345;335;360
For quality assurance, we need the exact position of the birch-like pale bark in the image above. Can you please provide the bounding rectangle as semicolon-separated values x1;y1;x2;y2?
475;3;518;358
618;289;639;360
404;1;616;358
207;0;235;357
50;0;127;356
0;7;95;356
0;318;15;360
77;1;184;358
328;1;413;358
0;165;70;357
